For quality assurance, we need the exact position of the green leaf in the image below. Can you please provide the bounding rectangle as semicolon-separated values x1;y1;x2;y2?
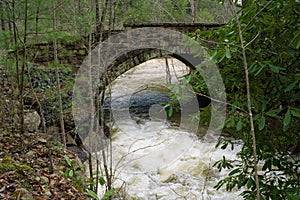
246;178;255;189
99;177;106;186
261;100;267;112
68;169;74;177
291;108;300;117
86;189;99;200
289;32;300;49
102;189;114;200
167;105;173;117
269;64;279;73
214;180;224;190
217;49;226;63
74;165;83;171
227;119;235;128
253;114;260;121
236;120;242;131
229;168;240;176
210;50;218;60
284;81;298;92
258;116;266;130
254;62;266;76
221;143;228;150
65;155;72;167
225;48;231;59
283;110;291;131
266;109;281;118
272;157;281;168
297;38;300;49
262;159;271;171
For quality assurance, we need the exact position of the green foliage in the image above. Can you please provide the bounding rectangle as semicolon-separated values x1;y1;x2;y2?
64;155;83;177
0;156;33;175
85;175;115;200
63;155;87;191
0;0;95;50
86;189;100;200
188;0;300;199
115;0;232;24
102;189;114;200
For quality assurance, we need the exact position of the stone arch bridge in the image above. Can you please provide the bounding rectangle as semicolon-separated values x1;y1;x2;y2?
74;23;222;88
24;23;225;152
72;23;227;149
22;22;222;129
32;22;222;78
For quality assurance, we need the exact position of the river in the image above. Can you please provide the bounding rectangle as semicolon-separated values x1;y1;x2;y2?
95;58;243;199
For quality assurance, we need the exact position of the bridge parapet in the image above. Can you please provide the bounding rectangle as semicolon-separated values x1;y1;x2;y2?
124;22;223;33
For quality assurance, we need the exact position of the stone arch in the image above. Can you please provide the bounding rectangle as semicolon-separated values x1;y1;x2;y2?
103;48;202;87
73;27;226;144
74;27;208;97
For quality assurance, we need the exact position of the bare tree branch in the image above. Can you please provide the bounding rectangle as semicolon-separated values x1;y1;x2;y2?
230;1;260;199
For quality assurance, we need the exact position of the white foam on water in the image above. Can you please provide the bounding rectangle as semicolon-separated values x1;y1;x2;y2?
93;58;243;199
96;120;243;199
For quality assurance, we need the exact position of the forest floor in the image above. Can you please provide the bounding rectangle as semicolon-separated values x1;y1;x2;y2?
0;65;90;199
0;129;90;200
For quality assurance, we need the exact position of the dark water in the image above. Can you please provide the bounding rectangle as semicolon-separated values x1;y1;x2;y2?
103;89;180;124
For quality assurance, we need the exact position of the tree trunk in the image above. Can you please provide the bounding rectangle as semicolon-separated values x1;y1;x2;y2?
194;0;199;22
231;1;260;199
108;0;113;33
100;0;109;30
11;0;24;132
52;1;66;148
4;1;13;46
190;0;197;23
35;4;40;39
19;0;29;133
95;0;100;33
77;0;82;34
0;1;5;31
95;0;109;41
78;0;81;14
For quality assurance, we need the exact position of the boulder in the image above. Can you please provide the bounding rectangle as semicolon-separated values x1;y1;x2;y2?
24;110;41;132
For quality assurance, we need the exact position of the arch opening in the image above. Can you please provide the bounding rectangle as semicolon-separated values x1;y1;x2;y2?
102;56;211;130
100;48;204;88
